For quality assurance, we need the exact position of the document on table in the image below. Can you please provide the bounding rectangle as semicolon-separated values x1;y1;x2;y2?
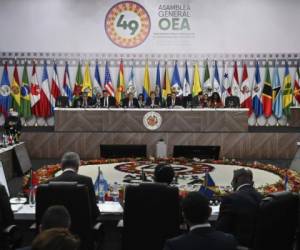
12;204;35;214
98;201;123;214
211;205;220;215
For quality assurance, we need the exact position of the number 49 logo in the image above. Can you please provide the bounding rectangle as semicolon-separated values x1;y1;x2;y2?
105;1;151;48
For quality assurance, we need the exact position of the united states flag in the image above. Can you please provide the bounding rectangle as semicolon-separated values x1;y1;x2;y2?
104;61;115;96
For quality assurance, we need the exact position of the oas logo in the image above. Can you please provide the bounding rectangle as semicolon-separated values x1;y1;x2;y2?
143;111;162;131
105;1;151;48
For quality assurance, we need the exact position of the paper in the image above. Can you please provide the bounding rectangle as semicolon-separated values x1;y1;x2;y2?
211;205;220;215
98;201;123;214
11;204;23;212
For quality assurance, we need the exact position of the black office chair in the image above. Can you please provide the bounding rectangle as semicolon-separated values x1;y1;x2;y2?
225;96;240;108
253;191;298;250
55;96;70;108
122;183;180;250
36;182;96;250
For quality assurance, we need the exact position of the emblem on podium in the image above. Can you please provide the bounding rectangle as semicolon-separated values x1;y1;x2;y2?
143;111;162;130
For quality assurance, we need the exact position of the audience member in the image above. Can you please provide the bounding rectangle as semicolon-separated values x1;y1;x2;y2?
31;228;80;250
154;164;175;185
216;168;263;248
49;152;100;222
164;192;237;250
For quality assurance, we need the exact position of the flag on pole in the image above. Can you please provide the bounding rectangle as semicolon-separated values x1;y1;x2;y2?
272;64;283;119
30;62;41;116
11;63;21;111
294;62;300;106
192;63;202;97
252;61;263;117
171;61;182;96
212;61;221;98
221;62;231;104
262;62;273;118
162;64;171;101
203;60;212;95
82;63;92;97
39;62;52;117
127;65;137;97
199;171;216;199
50;62;61;110
143;61;151;100
20;61;31;118
73;62;83;97
231;61;240;98
61;62;73;105
182;61;191;97
240;63;252;116
283;61;293;117
115;59;126;106
93;61;102;96
155;63;162;100
104;61;115;96
0;63;12;116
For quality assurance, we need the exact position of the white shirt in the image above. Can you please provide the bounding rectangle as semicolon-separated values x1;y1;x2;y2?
62;168;76;173
190;223;211;231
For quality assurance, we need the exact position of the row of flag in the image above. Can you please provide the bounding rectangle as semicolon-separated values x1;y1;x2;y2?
0;59;299;119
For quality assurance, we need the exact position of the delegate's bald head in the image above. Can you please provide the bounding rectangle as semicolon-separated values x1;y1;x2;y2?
60;152;80;172
231;168;254;191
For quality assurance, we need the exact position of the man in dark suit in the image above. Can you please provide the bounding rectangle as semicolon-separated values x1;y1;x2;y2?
164;192;237;250
0;184;14;232
122;92;139;108
166;92;182;108
101;89;116;108
216;168;263;248
49;152;100;222
145;91;161;108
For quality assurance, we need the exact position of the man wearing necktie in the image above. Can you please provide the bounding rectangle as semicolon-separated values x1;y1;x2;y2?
101;89;116;108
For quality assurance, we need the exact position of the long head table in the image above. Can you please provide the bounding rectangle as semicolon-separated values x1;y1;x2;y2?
54;108;249;132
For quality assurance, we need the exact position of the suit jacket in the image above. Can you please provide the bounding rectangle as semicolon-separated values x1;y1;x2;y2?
216;185;263;248
145;97;161;107
163;227;237;250
166;96;182;108
72;96;93;108
100;96;116;108
122;98;139;108
49;170;100;222
0;184;14;231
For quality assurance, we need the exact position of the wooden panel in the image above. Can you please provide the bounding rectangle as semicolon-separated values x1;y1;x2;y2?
20;132;300;160
54;108;248;132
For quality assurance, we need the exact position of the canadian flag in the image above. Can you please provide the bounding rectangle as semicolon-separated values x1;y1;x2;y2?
30;62;41;116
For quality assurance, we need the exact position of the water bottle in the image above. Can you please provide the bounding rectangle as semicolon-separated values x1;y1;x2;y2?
111;182;119;202
98;183;105;203
29;186;36;207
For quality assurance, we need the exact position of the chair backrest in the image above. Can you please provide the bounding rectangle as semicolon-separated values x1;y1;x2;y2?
225;96;240;108
253;191;298;250
36;182;93;250
122;183;180;250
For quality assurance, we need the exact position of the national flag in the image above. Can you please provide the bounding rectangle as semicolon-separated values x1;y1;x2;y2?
283;61;293;117
61;62;73;105
262;62;273;117
221;62;231;104
94;167;109;194
11;63;21;111
115;59;126;105
272;64;283;119
252;61;263;117
192;63;202;97
182;61;191;97
104;61;115;96
30;62;41;116
39;62;52;117
231;61;240;98
155;63;162;100
82;63;92;97
162;64;171;101
294;62;300;106
143;61;151;100
127;65;137;97
203;60;212;95
199;171;216;199
240;63;252;116
212;61;222;98
171;61;182;96
284;172;289;191
0;63;12;116
73;62;83;97
50;62;61;110
20;61;31;118
93;61;102;96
